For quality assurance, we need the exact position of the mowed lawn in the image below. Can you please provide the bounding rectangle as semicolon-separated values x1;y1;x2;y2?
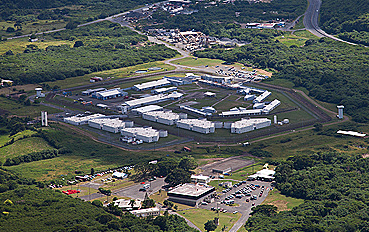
0;137;53;162
181;208;240;232
262;189;304;212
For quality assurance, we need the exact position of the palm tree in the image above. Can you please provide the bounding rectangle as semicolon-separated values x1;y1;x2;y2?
129;199;136;208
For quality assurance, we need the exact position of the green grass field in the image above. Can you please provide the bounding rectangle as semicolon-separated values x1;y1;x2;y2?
0;130;37;146
0;97;61;117
43;61;175;89
181;208;240;232
262;189;304;211
0;137;53;163
230;164;264;181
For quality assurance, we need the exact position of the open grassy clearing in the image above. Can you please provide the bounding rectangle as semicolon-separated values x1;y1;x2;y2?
0;97;62;117
0;137;53;162
276;34;307;47
293;30;318;39
262;189;304;212
0;130;37;146
43;61;175;89
180;208;240;232
0;37;74;55
292;17;305;30
5;155;120;181
230;164;265;181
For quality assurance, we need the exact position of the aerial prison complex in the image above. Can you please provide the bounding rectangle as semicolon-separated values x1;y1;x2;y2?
62;73;285;144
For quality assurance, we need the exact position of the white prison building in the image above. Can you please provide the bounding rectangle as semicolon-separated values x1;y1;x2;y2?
176;119;215;134
122;92;183;111
263;99;281;114
88;118;133;133
132;79;171;91
64;114;106;126
142;111;186;125
220;108;263;117
253;91;271;103
231;118;271;134
121;127;166;143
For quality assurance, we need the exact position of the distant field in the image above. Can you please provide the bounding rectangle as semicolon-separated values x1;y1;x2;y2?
0;97;61;117
43;61;175;89
0;38;74;55
262;189;304;211
0;137;52;162
0;130;37;147
181;208;240;232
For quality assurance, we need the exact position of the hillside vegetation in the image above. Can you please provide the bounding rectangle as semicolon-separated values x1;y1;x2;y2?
320;0;369;45
0;21;177;84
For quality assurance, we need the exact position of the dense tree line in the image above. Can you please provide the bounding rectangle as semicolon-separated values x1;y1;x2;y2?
0;0;161;23
0;22;177;84
0;167;196;231
144;0;306;33
246;152;369;231
319;0;369;45
194;30;369;123
3;149;59;166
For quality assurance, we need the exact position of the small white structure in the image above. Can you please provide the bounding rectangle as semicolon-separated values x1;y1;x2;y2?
176;119;215;134
191;175;210;184
337;105;344;119
274;115;277;124
253;103;265;109
35;88;45;98
248;169;275;181
282;119;289;124
131;208;160;217
337;130;366;138
204;91;216;97
122;92;183;110
244;95;255;101
91;88;127;100
41;111;48;127
112;172;128;179
113;199;142;210
230;118;271;134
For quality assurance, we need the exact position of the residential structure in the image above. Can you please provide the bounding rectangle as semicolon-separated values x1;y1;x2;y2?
120;127;167;143
230;118;271;134
142;111;186;125
253;91;271;103
64;114;106;126
176;119;215;134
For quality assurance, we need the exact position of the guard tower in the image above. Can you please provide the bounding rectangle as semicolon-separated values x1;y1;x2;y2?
41;111;48;126
337;105;344;119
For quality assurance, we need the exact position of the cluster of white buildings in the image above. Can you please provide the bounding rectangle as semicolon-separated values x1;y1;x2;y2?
64;114;107;126
230;118;271;134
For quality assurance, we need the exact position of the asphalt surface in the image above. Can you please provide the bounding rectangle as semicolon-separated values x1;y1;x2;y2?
113;178;165;200
198;180;272;232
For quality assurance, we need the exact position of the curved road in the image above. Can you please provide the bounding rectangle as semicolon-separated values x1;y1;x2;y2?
304;0;361;46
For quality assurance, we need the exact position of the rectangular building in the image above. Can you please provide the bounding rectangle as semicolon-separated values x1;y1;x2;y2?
122;92;183;111
253;91;271;103
231;118;271;134
131;105;163;115
121;127;165;143
151;87;177;94
262;99;281;114
168;184;215;206
82;88;107;95
132;79;171;91
176;119;215;134
92;88;127;100
131;208;160;217
220;109;263;117
142;111;183;125
88;118;132;133
64;114;106;126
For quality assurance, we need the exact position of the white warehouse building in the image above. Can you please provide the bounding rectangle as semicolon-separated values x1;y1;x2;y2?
231;118;271;134
88;118;134;133
122;92;183;112
176;119;215;134
263;99;281;114
253;91;271;103
142;111;187;125
121;127;167;143
64;114;106;126
132;79;171;91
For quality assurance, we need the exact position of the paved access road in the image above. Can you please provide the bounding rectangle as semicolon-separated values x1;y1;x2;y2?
198;180;272;232
113;178;165;200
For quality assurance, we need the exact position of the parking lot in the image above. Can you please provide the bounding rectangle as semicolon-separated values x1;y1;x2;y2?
198;180;272;231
